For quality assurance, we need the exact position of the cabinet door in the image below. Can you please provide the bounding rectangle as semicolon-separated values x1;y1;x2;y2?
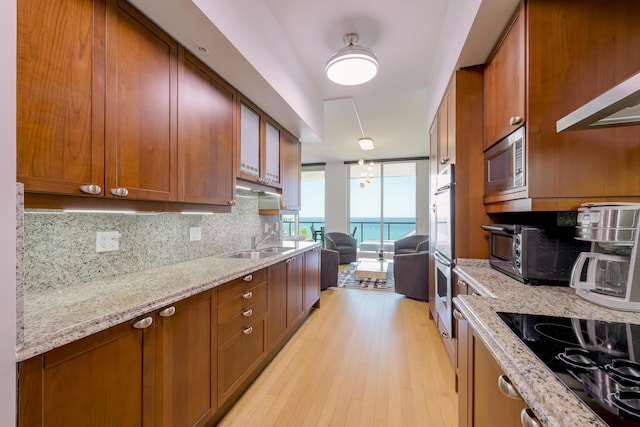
17;0;106;196
287;255;305;327
472;331;526;427
18;316;155;427
436;97;448;174
177;48;236;206
281;132;301;211
155;291;216;427
105;0;178;202
303;248;320;311
217;314;267;404
264;119;281;187
446;79;456;166
239;100;262;181
267;261;288;351
484;5;525;149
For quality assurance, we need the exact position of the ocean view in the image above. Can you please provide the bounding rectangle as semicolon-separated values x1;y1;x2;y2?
289;217;417;244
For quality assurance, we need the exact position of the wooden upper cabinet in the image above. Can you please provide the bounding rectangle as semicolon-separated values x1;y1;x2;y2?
177;48;236;206
105;0;178;202
17;0;106;196
484;3;525;150
436;78;458;173
281;131;301;211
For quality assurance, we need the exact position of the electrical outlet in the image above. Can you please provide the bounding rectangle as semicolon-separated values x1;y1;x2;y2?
190;227;201;242
96;231;121;252
264;223;270;233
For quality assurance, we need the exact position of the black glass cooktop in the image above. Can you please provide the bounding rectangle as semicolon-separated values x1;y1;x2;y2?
498;312;640;426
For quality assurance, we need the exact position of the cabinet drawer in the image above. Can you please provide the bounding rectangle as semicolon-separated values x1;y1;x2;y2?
218;297;267;345
217;282;266;324
217;269;266;304
217;314;267;404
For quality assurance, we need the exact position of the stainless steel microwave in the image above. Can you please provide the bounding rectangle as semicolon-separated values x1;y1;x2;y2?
484;126;525;195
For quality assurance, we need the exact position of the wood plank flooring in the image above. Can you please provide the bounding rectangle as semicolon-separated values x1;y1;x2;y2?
218;288;458;427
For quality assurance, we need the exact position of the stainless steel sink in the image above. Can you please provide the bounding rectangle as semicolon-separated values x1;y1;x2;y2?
259;246;294;253
225;251;279;259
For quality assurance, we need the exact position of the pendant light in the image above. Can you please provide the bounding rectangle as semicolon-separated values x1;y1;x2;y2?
325;33;379;86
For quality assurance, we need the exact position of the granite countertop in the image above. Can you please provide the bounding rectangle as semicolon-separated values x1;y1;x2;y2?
17;241;320;362
453;259;640;427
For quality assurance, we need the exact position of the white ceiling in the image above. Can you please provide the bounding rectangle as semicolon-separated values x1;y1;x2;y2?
127;0;519;164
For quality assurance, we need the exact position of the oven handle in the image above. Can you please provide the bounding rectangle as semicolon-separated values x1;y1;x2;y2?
433;251;453;267
481;225;514;234
434;184;452;195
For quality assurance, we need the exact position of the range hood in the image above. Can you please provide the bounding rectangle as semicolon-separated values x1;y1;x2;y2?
557;71;640;132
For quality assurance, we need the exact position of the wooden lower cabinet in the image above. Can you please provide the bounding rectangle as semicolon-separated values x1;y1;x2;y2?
267;260;289;351
155;290;216;427
458;319;527;427
303;248;320;311
286;255;305;327
18;315;156;427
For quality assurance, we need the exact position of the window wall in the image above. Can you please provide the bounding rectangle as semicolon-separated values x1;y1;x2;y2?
290;166;325;241
349;161;417;255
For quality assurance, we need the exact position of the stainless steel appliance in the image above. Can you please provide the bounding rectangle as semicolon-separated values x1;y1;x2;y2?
484;126;525;195
498;312;640;426
433;165;454;338
571;203;640;311
482;224;588;285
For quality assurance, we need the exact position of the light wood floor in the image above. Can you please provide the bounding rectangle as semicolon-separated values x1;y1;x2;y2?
218;288;458;427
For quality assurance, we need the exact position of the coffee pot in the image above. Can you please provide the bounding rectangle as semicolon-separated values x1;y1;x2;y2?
570;203;640;311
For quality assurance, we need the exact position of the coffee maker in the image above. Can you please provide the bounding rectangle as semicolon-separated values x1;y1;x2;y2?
570;202;640;311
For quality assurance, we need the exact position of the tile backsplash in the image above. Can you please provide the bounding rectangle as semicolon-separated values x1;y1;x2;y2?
23;190;279;292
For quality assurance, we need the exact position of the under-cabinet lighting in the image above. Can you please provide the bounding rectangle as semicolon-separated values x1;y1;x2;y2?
264;191;281;197
235;185;252;191
180;211;215;215
24;210;67;215
63;209;136;214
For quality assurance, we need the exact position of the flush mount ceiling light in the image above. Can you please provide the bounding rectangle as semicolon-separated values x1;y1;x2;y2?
325;33;379;86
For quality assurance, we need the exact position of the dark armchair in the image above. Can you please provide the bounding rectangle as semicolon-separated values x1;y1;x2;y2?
324;232;358;264
320;249;339;290
394;234;429;255
393;250;429;301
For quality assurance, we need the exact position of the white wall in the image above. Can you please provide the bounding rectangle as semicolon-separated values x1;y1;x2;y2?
323;161;349;234
1;0;17;425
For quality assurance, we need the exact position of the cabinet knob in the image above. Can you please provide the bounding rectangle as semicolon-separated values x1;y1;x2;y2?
79;184;102;195
440;156;450;165
158;306;175;317
453;309;465;321
132;316;153;329
509;116;523;126
110;187;129;197
228;200;237;206
498;374;523;400
242;308;253;317
520;408;543;427
242;291;253;300
440;331;449;338
457;279;467;288
243;274;253;282
242;326;253;335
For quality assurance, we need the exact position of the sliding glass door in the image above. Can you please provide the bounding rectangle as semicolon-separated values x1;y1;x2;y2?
349;161;416;258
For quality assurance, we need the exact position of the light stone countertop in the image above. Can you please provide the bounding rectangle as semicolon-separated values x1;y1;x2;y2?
17;241;320;362
453;259;640;427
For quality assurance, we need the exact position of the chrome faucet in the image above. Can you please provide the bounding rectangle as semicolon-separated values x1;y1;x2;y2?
251;232;274;250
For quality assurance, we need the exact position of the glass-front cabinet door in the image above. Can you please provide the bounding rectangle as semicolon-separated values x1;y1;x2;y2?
239;102;261;179
264;120;281;186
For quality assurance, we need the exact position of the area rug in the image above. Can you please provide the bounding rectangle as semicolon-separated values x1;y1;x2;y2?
336;262;395;292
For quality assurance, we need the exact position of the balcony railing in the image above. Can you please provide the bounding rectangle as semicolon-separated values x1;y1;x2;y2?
287;219;416;247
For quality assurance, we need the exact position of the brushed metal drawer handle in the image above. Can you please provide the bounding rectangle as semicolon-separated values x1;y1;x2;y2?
80;184;101;195
242;326;253;335
453;309;465;321
509;116;523;126
243;274;253;282
242;291;253;300
110;187;129;197
242;308;253;317
520;408;542;427
132;316;153;329
498;374;522;400
158;306;175;317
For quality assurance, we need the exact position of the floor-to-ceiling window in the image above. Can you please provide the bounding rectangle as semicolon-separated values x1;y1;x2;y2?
349;161;416;257
292;165;325;241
